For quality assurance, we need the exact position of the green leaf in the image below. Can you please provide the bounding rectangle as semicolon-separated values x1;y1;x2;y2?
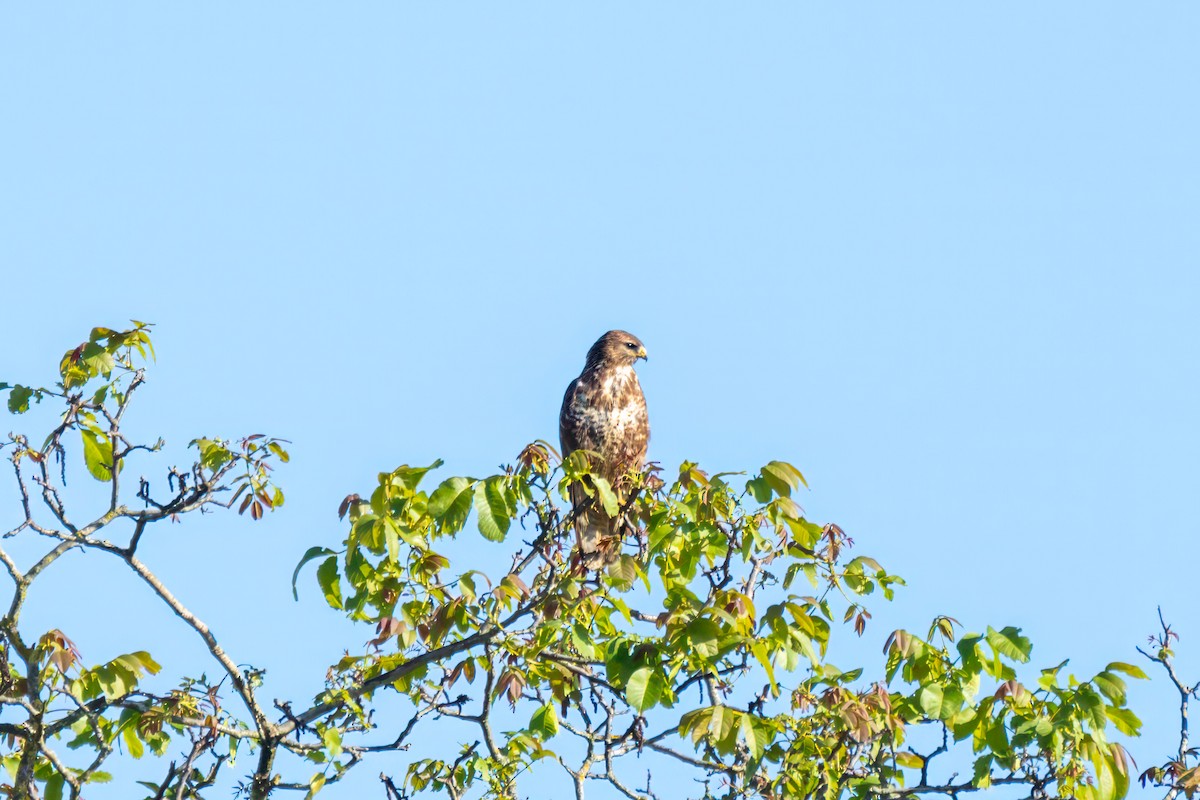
605;643;636;686
321;728;342;758
985;626;1032;662
81;428;117;481
7;385;33;414
606;554;637;589
429;477;475;533
316;557;343;610
1105;661;1149;680
679;706;715;744
751;641;778;696
971;755;993;788
985;715;1010;756
530;703;559;739
939;686;965;719
917;684;965;720
146;731;169;757
918;684;944;719
709;706;739;755
608;596;633;625
382;516;401;564
1093;745;1116;800
761;461;808;497
687;618;721;660
292;547;337;601
95;664;136;700
44;775;64;800
267;441;290;463
392;460;443;492
473;478;511;542
951;708;982;741
192;439;234;472
625;667;664;712
739;713;772;760
1105;706;1141;736
1108;743;1131;800
304;772;326;800
957;634;985;674
647;521;675;555
591;476;620;516
122;718;145;759
745;477;772;504
116;651;162;675
1093;671;1127;704
79;343;115;380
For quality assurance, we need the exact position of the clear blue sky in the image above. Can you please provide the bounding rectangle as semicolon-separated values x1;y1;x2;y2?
2;4;1198;797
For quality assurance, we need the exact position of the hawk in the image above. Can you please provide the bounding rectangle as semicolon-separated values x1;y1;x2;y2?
559;330;650;569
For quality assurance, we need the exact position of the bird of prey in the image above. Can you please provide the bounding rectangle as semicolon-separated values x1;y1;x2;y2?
559;330;650;569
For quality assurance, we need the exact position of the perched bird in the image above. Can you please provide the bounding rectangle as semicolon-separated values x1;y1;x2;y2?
559;330;650;569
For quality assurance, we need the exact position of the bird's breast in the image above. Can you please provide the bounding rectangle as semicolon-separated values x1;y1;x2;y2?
560;353;650;495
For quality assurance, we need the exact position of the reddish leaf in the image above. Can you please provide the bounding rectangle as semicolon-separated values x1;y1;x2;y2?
338;494;361;520
368;617;404;649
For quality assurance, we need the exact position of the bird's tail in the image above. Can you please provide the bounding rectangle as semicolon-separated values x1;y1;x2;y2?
570;483;623;571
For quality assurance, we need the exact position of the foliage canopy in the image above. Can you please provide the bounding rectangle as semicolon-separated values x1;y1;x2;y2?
0;324;1191;800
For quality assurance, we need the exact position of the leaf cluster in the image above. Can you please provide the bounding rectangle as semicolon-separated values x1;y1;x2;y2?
289;445;1143;800
0;324;1156;800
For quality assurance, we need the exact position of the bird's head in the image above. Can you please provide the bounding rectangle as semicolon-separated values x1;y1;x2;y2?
586;330;648;368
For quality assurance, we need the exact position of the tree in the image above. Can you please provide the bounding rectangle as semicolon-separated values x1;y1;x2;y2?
0;323;1171;800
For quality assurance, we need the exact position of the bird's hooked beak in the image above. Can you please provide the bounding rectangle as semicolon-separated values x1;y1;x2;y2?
637;346;648;362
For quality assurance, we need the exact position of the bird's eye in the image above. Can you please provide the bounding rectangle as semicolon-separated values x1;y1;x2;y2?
625;342;636;349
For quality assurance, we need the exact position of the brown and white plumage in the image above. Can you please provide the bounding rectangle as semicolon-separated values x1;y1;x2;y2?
559;330;650;569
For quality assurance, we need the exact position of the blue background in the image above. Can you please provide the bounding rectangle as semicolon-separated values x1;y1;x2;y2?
2;4;1197;797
